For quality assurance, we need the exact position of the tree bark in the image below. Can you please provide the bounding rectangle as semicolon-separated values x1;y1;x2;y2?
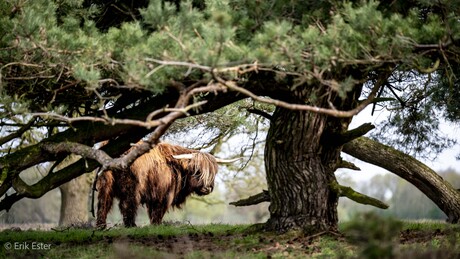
264;107;341;233
343;137;460;223
59;173;91;226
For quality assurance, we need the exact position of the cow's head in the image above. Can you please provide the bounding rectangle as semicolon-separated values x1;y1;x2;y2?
173;153;240;196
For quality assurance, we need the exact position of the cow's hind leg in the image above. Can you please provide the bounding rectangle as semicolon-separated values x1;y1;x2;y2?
96;171;115;229
118;196;139;227
116;172;139;227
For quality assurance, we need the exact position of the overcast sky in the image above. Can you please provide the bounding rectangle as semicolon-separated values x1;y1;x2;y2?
343;107;460;182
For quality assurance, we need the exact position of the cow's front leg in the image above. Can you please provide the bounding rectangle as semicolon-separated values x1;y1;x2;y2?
146;201;168;225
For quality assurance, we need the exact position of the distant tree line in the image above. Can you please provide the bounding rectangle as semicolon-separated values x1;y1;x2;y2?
338;169;460;221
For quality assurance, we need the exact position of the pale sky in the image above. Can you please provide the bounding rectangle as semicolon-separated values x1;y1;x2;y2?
343;107;460;182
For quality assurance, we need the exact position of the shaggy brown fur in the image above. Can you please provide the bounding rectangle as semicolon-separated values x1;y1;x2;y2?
96;142;218;228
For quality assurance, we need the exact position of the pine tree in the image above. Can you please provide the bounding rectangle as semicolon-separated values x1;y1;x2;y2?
1;0;460;232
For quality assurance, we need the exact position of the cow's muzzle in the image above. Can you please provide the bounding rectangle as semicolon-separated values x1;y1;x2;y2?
196;186;213;196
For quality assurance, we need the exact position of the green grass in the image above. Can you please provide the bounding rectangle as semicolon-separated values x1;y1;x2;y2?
0;224;251;258
400;219;457;231
0;223;246;244
0;219;459;259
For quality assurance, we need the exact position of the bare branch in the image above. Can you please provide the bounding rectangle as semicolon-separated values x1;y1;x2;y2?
0;62;44;84
0;121;65;128
143;58;394;118
412;39;453;50
41;142;113;168
213;73;388;118
144;58;261;74
329;181;389;209
31;101;208;129
0;118;36;146
230;185;389;210
335;157;361;171
115;84;225;169
39;86;217;172
230;190;270;206
246;108;273;121
325;123;375;146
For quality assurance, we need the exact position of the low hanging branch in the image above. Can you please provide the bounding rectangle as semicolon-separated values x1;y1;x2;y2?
0;84;227;211
41;84;223;172
41;142;113;168
38;108;189;174
0;134;139;211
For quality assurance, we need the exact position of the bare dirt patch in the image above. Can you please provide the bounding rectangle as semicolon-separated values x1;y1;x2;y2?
106;228;460;257
400;228;450;244
100;230;345;257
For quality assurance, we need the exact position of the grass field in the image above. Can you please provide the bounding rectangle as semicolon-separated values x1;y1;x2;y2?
1;215;459;258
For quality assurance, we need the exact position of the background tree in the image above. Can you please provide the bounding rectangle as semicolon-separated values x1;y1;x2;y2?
56;155;92;226
58;174;91;226
0;166;60;224
1;0;460;233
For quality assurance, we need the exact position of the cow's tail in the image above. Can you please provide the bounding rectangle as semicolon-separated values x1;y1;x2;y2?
90;167;104;218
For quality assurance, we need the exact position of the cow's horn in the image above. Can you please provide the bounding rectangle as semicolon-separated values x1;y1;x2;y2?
173;154;195;159
215;157;243;163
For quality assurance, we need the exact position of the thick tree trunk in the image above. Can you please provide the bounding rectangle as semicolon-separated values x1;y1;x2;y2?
264;107;342;232
343;137;460;223
59;172;91;226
